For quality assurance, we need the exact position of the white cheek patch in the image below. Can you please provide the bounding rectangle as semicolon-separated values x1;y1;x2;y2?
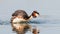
35;14;38;17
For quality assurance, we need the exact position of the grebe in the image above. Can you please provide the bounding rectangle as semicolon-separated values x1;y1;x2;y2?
11;10;39;23
10;10;40;34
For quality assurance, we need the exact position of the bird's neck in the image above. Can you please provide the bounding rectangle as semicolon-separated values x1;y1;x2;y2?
28;15;33;20
25;15;33;20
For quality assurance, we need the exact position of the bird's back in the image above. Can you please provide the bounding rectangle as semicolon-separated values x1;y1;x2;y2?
12;10;29;19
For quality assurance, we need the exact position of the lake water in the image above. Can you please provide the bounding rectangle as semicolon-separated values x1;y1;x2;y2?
0;10;60;34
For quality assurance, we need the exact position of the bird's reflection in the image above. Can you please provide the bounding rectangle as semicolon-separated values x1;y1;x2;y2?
12;22;40;34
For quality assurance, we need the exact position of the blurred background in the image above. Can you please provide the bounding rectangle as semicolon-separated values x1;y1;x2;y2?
0;0;60;34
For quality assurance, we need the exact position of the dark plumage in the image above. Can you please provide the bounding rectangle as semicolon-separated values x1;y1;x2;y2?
12;10;29;19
